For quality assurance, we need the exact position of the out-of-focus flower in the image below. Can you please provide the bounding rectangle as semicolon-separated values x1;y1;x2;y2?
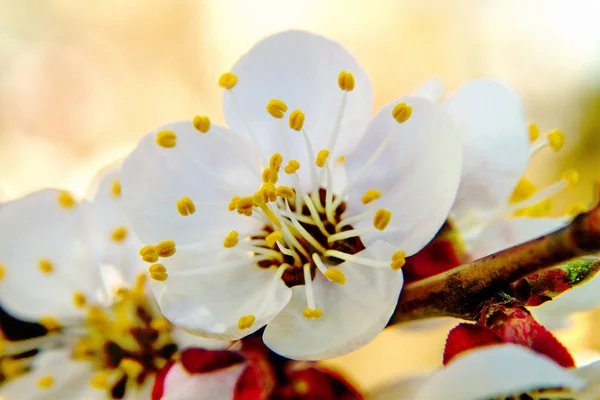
0;169;224;398
371;344;599;400
153;335;362;400
120;30;462;360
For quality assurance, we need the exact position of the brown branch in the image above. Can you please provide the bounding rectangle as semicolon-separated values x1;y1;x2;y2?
390;203;600;324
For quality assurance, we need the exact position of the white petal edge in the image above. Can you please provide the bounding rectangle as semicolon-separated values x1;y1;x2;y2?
161;362;247;400
413;78;445;102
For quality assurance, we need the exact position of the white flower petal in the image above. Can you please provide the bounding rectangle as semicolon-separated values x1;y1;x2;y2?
161;362;246;400
0;349;104;400
0;190;100;323
170;326;231;351
465;217;567;260
413;344;586;400
345;96;462;254
414;78;445;102
153;248;291;340
120;121;262;246
263;240;403;360
85;161;145;284
223;30;373;169
445;78;529;217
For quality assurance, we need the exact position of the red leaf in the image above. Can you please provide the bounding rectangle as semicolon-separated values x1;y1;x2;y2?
443;323;503;365
180;348;246;374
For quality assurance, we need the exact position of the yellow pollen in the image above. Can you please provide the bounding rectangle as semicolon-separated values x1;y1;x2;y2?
72;338;92;360
262;167;278;184
361;189;381;205
373;209;392;231
316;149;330;168
219;72;238;89
293;380;310;394
38;259;54;274
253;192;266;207
547;129;565;152
391;250;407;270
509;177;537;203
111;226;128;242
289;109;305;131
266;231;283;248
513;199;553;218
151;318;172;332
224;230;239;248
562;169;579;188
1;359;24;379
156;240;176;257
392;102;413;123
303;308;323;319
37;375;54;389
528;123;540;142
337;70;355;91
266;99;288;119
111;180;121;198
260;183;277;203
39;316;61;332
276;186;295;202
58;191;76;208
564;202;588;216
192;115;211;133
87;306;109;326
149;263;167;274
176;196;196;216
323;267;346;285
119;358;143;378
89;372;109;389
284;160;300;174
269;153;283;171
156;130;177;148
149;264;168;281
0;264;4;281
336;156;345;165
139;245;158;263
237;314;256;330
236;196;255;213
228;195;241;211
73;292;87;308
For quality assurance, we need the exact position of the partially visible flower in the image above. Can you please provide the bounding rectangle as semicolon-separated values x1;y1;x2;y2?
120;30;462;360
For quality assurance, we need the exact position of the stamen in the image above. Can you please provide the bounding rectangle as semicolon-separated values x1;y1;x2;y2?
528;123;540;142
176;196;196;216
284;160;301;174
90;372;110;389
139;245;158;263
327;228;373;243
564;202;588;216
562;168;579;187
316;149;330;168
391;102;413;123
156;240;176;257
111;226;128;242
302;264;323;319
218;72;238;90
266;99;288;119
262;168;278;184
235;196;255;214
270;206;310;260
223;231;239;248
156;130;177;148
361;189;381;204
284;201;327;254
513;199;553;217
73;292;87;308
324;165;335;224
323;250;391;268
337;71;355;92
253;194;282;228
391;250;406;270
192;115;211;133
37;375;54;389
58;191;76;208
547;129;565;152
287;177;329;237
111;180;121;198
269;153;283;172
299;128;322;206
276;241;301;266
336;203;377;231
312;253;346;285
38;259;54;274
39;316;61;332
509;177;536;203
289;109;305;131
228;196;240;211
237;315;256;330
265;231;283;248
119;358;143;378
326;73;349;156
149;264;168;281
373;208;392;231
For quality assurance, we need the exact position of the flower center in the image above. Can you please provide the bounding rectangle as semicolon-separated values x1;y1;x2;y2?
74;275;176;399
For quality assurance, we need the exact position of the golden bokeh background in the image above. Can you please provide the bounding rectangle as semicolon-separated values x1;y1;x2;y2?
1;0;599;393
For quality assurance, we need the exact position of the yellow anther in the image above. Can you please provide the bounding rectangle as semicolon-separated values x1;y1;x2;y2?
228;196;240;211
156;130;177;148
149;263;167;274
150;271;168;282
139;245;159;263
528;123;540;142
38;259;54;274
547;129;565;152
513;199;553;218
338;71;355;91
111;180;121;198
316;149;330;168
391;250;406;270
266;231;283;248
303;308;323;319
58;191;76;208
72;338;92;360
266;99;289;119
151;318;172;332
562;169;579;188
253;192;266;207
236;196;255;213
509;177;537;203
361;189;381;205
111;226;128;242
284;160;300;174
176;196;196;216
260;183;277;203
565;202;588;216
0;264;4;281
269;153;283;171
90;372;110;389
87;306;109;326
37;375;54;389
219;72;238;89
276;186;295;202
223;230;239;248
237;314;256;330
262;167;278;184
323;267;346;285
134;273;147;294
373;209;392;231
39;316;61;332
156;240;176;257
119;358;143;377
289;109;305;131
336;156;345;165
192;115;211;133
73;292;87;308
1;359;24;379
392;102;413;123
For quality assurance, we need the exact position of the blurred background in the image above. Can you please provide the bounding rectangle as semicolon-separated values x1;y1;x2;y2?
0;0;599;393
